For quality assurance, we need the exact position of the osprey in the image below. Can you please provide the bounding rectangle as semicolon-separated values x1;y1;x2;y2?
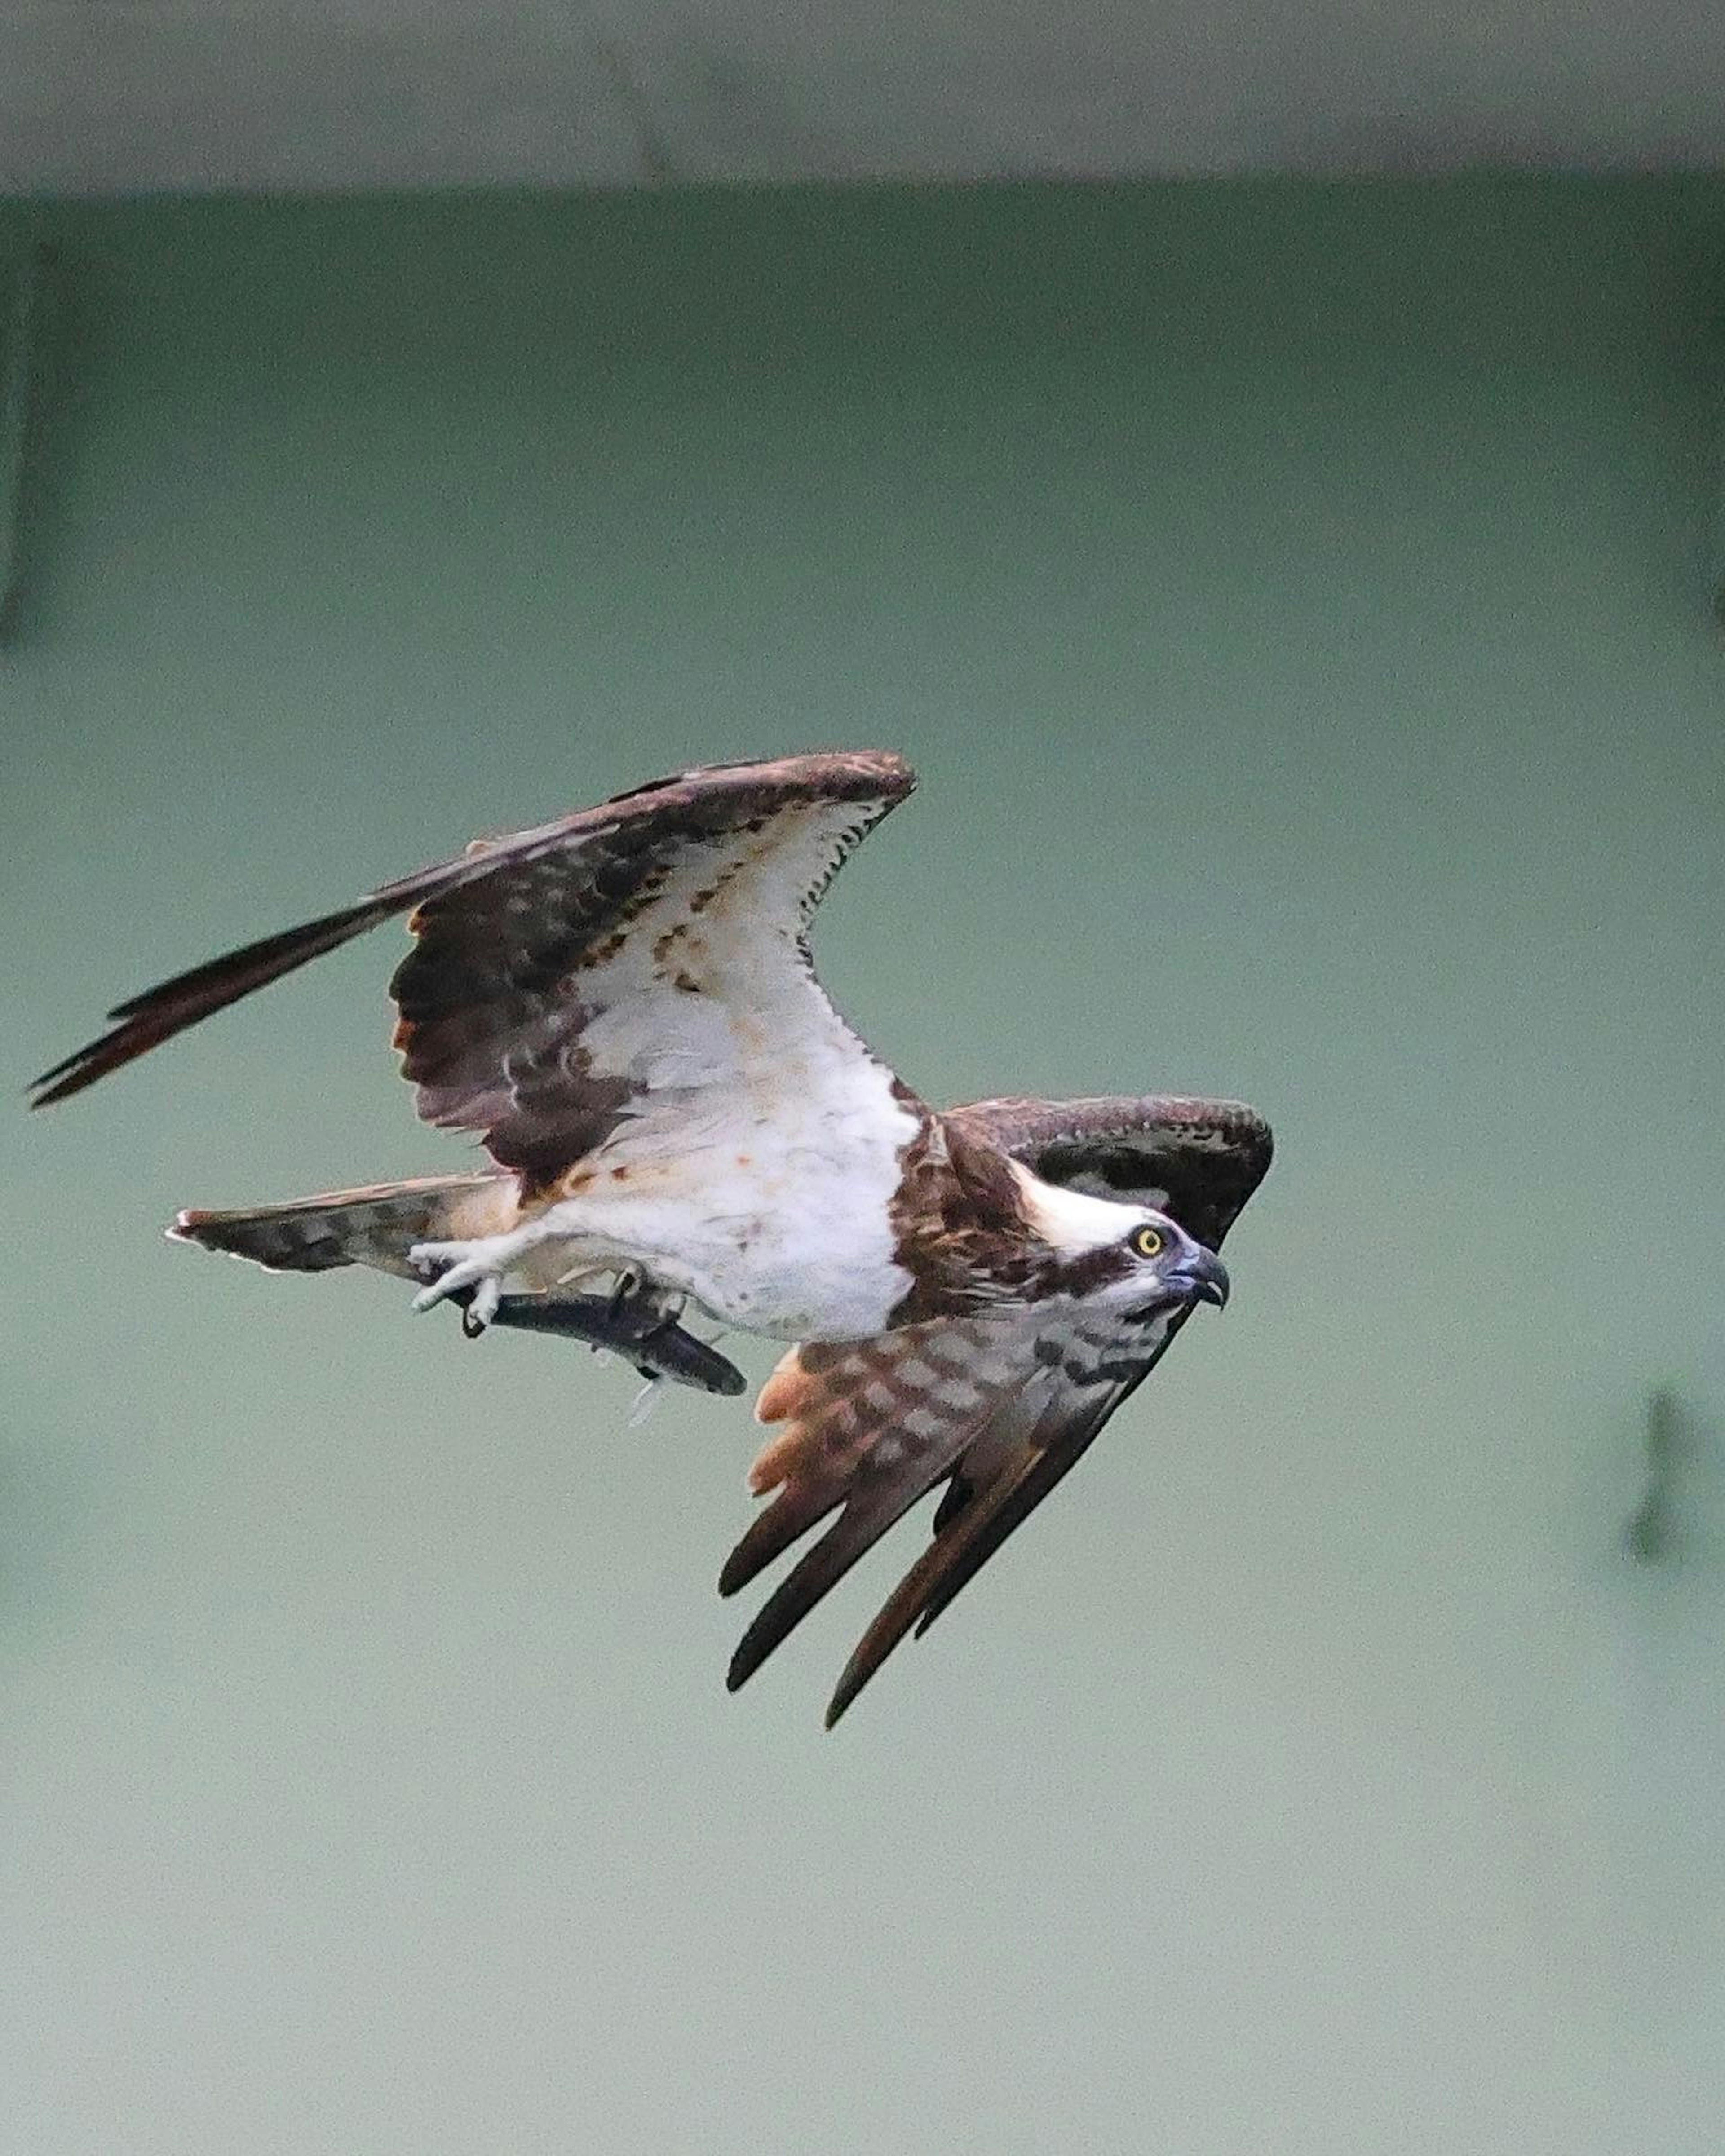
31;751;1271;1722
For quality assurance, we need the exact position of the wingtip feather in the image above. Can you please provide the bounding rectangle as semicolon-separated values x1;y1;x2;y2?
725;1624;773;1692
27;899;383;1110
823;1659;884;1729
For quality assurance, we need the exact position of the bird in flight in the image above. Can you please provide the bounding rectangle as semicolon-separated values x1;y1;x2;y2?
31;751;1271;1722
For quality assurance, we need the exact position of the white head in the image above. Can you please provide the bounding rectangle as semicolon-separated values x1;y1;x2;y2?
1010;1162;1230;1315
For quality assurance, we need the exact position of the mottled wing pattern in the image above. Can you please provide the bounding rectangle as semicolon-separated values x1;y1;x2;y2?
824;1311;1181;1724
721;1317;1042;1693
170;1172;514;1276
31;752;917;1177
388;754;916;1176
945;1094;1272;1250
721;1300;1184;1724
724;1093;1273;1722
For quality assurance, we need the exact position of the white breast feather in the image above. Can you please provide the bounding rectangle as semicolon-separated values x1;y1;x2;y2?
536;803;923;1340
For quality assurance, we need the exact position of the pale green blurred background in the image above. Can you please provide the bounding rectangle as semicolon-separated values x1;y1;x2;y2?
4;180;1723;2153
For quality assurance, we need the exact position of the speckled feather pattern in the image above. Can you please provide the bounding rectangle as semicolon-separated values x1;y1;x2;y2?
172;1172;517;1277
720;1292;1193;1722
30;751;1276;1723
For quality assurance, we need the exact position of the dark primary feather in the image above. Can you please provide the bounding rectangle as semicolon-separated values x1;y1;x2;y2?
720;1319;1038;1691
836;1325;1185;1701
723;1094;1273;1723
28;751;916;1159
30;904;380;1105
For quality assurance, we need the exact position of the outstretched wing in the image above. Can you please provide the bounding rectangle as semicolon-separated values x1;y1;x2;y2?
30;751;917;1178
721;1316;1041;1684
944;1094;1272;1251
721;1297;1185;1724
722;1093;1272;1723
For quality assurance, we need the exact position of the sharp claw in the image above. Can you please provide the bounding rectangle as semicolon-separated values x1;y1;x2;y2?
411;1274;461;1313
408;1246;504;1323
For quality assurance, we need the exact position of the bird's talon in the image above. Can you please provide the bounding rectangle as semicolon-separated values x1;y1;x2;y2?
408;1241;506;1323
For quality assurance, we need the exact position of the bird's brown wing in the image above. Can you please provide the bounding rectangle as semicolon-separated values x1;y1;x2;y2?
31;751;918;1178
724;1093;1273;1723
822;1332;1171;1726
721;1299;1189;1724
720;1316;1040;1688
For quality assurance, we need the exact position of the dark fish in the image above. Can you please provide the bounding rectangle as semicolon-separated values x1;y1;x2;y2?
451;1283;747;1396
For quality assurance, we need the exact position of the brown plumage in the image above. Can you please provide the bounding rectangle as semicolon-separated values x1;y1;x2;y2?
721;1097;1270;1723
30;751;1273;1722
30;751;912;1151
173;1173;515;1276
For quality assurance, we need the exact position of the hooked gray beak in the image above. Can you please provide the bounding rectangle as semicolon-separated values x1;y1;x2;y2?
1168;1246;1230;1309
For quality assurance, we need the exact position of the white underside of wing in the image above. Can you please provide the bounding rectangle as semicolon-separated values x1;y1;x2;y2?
528;802;923;1342
541;1056;920;1342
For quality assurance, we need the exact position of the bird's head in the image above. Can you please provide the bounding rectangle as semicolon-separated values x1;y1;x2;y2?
1011;1166;1230;1318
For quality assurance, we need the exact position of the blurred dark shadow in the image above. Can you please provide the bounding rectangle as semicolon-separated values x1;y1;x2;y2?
1623;1387;1719;1570
0;240;75;649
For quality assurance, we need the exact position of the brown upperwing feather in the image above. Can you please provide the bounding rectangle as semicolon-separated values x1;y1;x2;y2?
720;1318;1038;1694
28;753;916;1165
725;1094;1273;1722
823;1329;1181;1726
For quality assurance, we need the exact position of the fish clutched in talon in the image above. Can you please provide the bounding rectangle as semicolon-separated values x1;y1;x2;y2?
409;1244;502;1334
407;1225;555;1327
456;1284;749;1397
408;1238;499;1320
31;751;1272;1723
417;1240;741;1384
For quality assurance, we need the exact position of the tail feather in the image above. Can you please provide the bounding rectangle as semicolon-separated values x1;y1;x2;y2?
171;1171;513;1278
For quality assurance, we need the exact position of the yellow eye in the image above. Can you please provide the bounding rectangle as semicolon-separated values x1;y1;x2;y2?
1131;1224;1163;1259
